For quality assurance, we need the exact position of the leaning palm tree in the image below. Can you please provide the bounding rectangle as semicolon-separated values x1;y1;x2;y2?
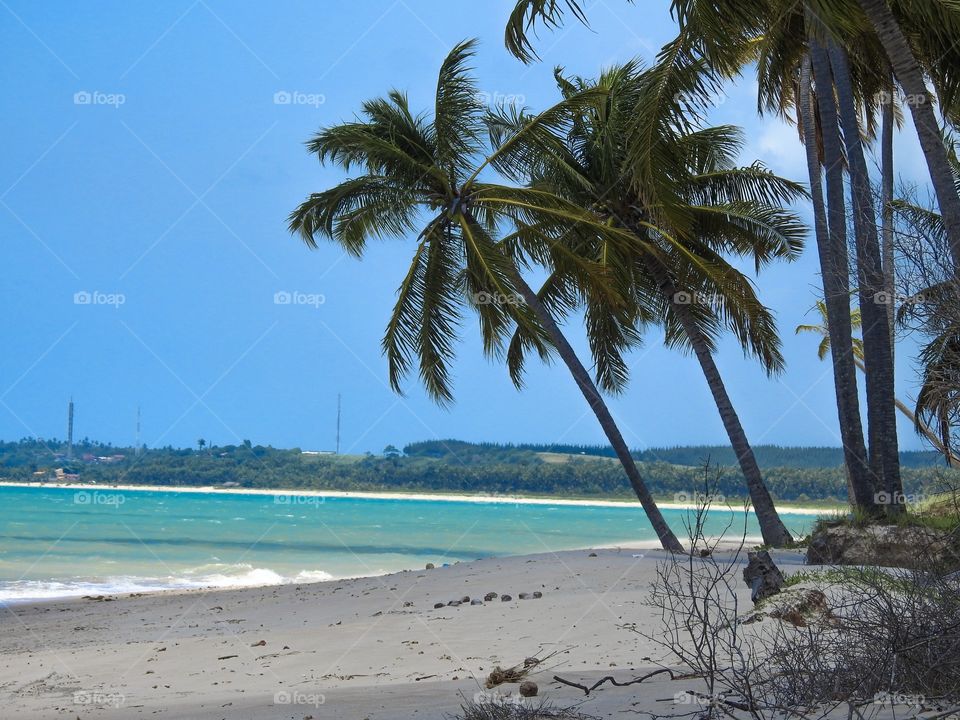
854;0;960;269
501;0;878;514
506;0;960;270
653;0;899;510
501;0;954;516
488;62;804;546
796;301;957;465
288;40;683;551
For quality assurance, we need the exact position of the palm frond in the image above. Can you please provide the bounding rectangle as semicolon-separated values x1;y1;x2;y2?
504;0;590;64
434;39;485;180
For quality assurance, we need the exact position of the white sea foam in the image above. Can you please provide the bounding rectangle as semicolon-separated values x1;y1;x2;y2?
0;564;339;603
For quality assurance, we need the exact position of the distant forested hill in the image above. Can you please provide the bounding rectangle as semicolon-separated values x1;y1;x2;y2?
1;437;954;503
402;440;946;469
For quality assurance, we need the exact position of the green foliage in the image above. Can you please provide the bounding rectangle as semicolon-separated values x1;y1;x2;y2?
783;567;932;596
405;440;945;468
2;437;957;504
813;501;960;533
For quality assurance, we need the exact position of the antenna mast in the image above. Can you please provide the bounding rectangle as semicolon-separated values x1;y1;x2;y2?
135;405;142;456
336;394;341;455
66;397;74;459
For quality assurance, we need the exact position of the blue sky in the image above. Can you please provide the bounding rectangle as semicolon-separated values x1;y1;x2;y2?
0;0;936;454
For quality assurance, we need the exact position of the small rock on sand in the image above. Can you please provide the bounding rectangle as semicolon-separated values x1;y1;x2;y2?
519;680;538;697
501;594;512;601
470;599;483;606
483;592;497;601
532;591;542;599
425;563;435;570
433;602;444;609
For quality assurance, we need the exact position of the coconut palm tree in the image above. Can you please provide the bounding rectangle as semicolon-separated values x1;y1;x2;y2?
796;300;957;464
914;324;960;463
503;0;960;515
488;62;804;546
827;40;904;512
506;0;960;270
855;0;960;270
891;142;960;466
797;51;876;509
288;40;684;551
502;0;884;513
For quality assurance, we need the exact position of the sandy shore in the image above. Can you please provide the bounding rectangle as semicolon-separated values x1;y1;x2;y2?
0;547;810;719
0;481;842;516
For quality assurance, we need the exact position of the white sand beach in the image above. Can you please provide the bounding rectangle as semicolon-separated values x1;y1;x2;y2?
0;547;810;719
0;481;842;516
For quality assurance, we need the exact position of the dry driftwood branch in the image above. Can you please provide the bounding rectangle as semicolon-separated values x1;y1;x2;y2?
551;667;676;695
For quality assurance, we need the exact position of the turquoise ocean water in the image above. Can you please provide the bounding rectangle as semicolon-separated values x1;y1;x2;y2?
0;485;815;602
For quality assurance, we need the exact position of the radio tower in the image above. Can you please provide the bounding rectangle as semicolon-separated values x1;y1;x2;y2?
135;405;142;457
335;394;341;455
66;397;74;459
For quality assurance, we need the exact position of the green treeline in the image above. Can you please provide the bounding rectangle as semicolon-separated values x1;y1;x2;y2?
1;438;955;504
402;441;947;469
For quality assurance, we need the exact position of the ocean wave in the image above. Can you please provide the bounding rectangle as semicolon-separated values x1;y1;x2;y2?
0;563;338;603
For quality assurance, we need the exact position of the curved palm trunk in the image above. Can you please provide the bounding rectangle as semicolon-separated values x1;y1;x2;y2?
858;0;960;272
804;46;878;511
511;274;685;553
829;43;905;515
645;262;792;546
851;357;958;465
881;86;896;353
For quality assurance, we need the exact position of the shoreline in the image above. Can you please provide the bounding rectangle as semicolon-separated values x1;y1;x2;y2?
0;547;809;719
0;480;842;516
0;535;765;607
